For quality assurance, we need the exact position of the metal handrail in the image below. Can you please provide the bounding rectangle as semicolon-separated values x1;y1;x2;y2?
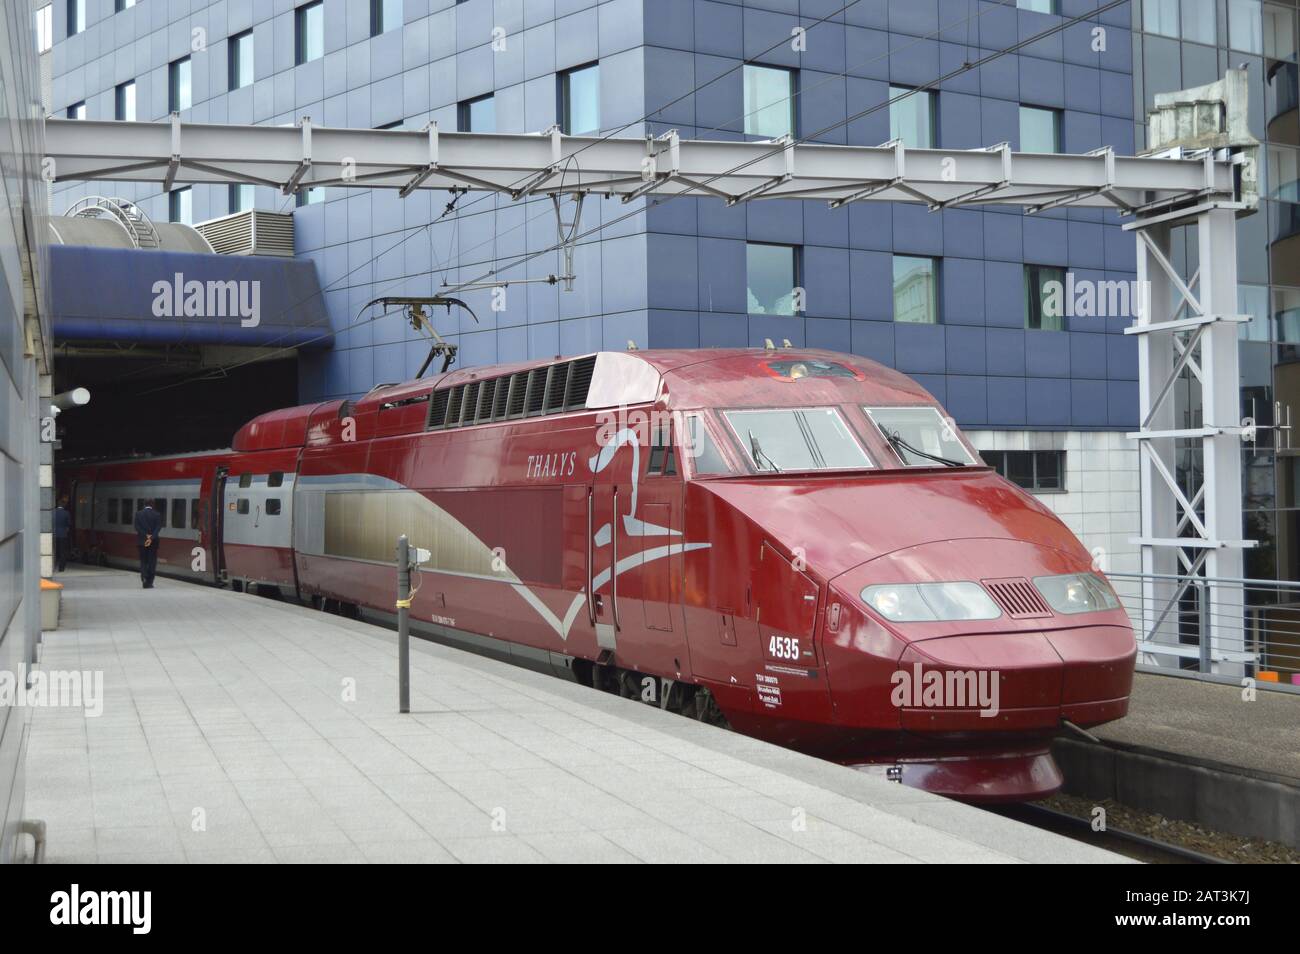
1105;570;1300;688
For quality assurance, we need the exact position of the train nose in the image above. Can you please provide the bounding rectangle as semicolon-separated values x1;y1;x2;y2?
895;628;1134;733
832;537;1136;733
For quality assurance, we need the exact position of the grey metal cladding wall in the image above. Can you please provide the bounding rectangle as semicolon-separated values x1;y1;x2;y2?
0;0;50;865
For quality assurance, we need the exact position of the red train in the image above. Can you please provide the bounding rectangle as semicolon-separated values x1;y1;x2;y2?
59;348;1136;801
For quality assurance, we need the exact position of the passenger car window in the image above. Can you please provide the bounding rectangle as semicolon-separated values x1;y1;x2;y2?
237;499;250;515
268;471;284;488
723;407;871;472
107;498;119;524
172;499;185;528
190;499;200;530
864;406;976;467
238;473;252;488
266;499;281;516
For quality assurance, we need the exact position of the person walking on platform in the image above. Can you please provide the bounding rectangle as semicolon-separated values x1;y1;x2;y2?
134;499;163;589
53;498;71;573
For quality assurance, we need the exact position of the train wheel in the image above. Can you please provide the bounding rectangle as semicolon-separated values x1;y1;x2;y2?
682;688;730;729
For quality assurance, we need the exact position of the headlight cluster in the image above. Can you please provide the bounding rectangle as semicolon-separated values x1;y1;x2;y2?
861;572;1120;623
861;582;1002;622
1032;572;1120;614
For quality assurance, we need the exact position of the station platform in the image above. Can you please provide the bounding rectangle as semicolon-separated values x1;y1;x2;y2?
24;567;1123;864
1093;671;1300;785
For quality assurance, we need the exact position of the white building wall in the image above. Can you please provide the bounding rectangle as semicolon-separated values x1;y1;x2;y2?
965;429;1142;580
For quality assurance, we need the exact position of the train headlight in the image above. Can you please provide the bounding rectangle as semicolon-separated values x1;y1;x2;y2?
861;582;1002;622
1032;572;1120;615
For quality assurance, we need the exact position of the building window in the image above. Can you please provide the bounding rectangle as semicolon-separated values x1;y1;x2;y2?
229;30;254;90
1025;264;1066;331
889;86;935;148
371;0;402;36
892;255;939;324
746;243;799;316
114;80;135;121
559;63;599;135
1143;0;1216;44
744;64;795;139
169;56;191;112
67;0;83;36
229;183;253;213
169;187;192;224
115;0;138;10
458;94;495;132
1228;0;1262;53
296;1;324;65
1017;0;1057;11
296;187;323;207
1019;105;1061;153
66;101;85;120
35;5;53;53
982;449;1065;491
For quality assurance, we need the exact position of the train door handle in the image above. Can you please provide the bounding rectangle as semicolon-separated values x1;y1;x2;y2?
586;488;596;626
253;504;261;528
611;487;621;631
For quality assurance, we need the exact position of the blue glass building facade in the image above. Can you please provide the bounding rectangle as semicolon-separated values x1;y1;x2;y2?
47;0;1141;433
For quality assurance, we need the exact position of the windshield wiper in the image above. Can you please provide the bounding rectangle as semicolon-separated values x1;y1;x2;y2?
884;429;966;468
748;430;782;473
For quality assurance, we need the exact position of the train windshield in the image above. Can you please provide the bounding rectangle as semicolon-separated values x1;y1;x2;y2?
723;407;872;473
864;406;976;467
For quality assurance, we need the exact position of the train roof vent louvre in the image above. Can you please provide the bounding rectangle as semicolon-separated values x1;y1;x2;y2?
427;389;450;430
525;368;547;416
506;372;527;418
445;385;464;428
477;379;496;423
462;381;481;425
545;362;570;413
492;375;510;419
565;355;596;410
982;578;1052;619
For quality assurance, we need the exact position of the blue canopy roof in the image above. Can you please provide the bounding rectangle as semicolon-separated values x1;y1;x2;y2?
49;245;333;349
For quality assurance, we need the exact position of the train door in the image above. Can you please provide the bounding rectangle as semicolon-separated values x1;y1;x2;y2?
639;421;682;634
752;542;832;719
589;472;619;658
210;466;228;584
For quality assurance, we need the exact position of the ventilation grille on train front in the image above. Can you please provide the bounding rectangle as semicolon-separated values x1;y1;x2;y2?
427;354;599;431
982;577;1053;619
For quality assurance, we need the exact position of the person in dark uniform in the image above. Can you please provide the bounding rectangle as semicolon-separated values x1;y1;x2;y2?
53;498;71;572
133;499;163;589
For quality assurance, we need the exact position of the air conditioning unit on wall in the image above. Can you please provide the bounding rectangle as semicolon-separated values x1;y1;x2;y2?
194;210;295;257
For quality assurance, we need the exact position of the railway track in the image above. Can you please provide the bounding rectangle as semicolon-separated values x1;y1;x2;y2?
993;803;1227;864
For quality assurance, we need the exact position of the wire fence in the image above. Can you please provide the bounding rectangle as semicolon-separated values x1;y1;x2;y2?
1108;571;1300;689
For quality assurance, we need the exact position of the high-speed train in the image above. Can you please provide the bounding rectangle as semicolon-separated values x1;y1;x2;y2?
59;348;1136;801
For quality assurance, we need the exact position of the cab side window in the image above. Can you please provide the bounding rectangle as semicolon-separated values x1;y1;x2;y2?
647;427;677;477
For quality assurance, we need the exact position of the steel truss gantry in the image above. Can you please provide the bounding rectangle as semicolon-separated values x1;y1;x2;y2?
45;114;1242;213
42;75;1262;672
